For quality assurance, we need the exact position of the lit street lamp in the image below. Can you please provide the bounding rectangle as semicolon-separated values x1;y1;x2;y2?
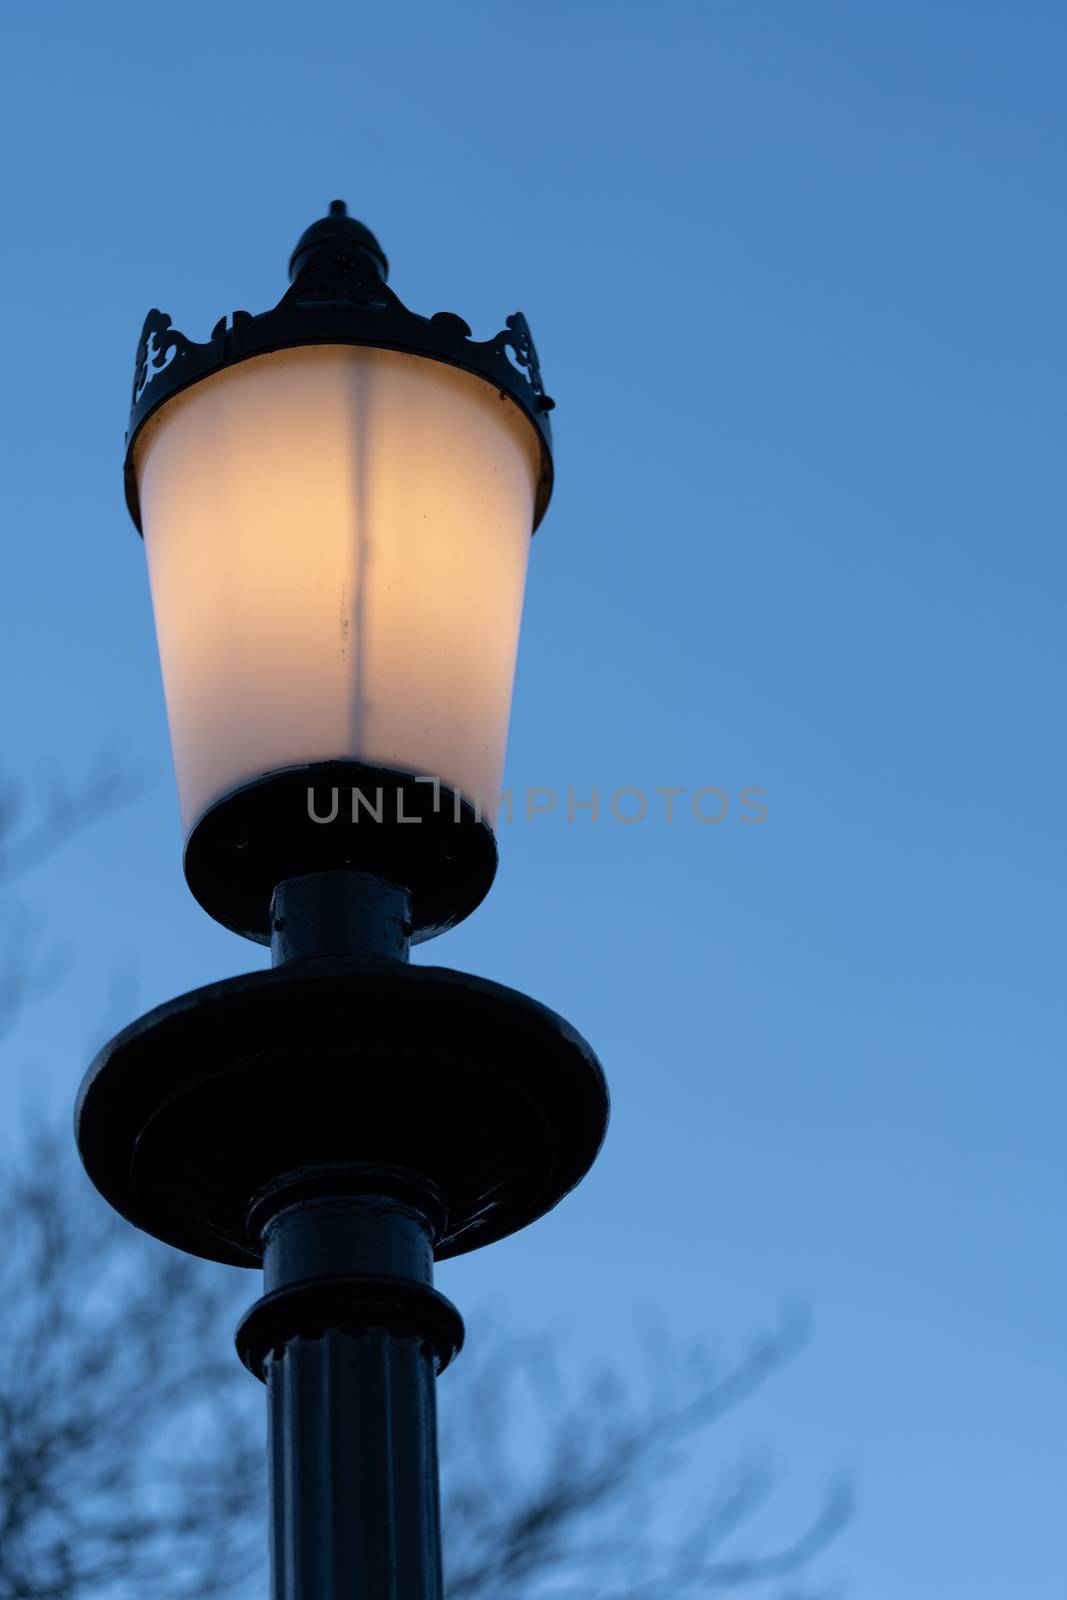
75;202;609;1600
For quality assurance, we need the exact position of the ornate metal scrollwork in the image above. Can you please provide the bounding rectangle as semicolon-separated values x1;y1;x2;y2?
498;312;553;408
132;310;195;408
126;207;556;531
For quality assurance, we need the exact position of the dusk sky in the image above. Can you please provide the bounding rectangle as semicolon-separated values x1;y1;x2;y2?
1;3;1065;1595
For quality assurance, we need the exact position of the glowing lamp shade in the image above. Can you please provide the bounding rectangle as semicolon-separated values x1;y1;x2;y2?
134;344;540;837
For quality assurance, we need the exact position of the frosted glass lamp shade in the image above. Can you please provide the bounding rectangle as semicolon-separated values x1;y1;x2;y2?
133;343;542;940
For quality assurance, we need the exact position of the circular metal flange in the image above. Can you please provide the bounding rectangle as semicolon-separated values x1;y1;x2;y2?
236;1275;466;1380
184;761;498;945
75;959;609;1269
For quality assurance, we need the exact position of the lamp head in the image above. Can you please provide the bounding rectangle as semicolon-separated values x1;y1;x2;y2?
125;205;555;943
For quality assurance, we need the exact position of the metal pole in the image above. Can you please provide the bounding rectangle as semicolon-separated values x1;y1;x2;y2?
234;872;464;1600
238;1176;462;1600
77;865;607;1594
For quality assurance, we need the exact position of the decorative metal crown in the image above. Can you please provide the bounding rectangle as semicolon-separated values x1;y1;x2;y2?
125;203;555;532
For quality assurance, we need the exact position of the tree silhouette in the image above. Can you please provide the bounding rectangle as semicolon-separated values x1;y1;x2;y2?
0;766;849;1599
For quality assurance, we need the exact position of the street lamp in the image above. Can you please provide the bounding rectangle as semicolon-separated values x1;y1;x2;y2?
75;203;609;1599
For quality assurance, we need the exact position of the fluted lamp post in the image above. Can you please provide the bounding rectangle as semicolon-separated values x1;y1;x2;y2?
75;202;609;1600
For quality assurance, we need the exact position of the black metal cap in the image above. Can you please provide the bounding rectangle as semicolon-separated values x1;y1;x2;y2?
288;199;389;284
125;203;555;532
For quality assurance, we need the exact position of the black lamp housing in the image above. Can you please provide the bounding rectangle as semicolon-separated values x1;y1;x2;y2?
126;202;557;947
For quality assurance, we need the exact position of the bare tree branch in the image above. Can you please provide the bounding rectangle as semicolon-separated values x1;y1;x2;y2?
0;1125;848;1600
0;1124;264;1600
0;757;141;1042
0;757;139;891
0;763;849;1599
440;1320;849;1599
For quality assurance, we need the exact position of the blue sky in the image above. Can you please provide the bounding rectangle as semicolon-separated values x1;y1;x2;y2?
1;1;1065;1594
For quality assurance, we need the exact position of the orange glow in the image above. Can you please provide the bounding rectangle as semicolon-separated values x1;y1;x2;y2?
135;344;540;833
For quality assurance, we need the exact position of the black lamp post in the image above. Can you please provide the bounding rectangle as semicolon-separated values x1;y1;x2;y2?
75;204;609;1599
